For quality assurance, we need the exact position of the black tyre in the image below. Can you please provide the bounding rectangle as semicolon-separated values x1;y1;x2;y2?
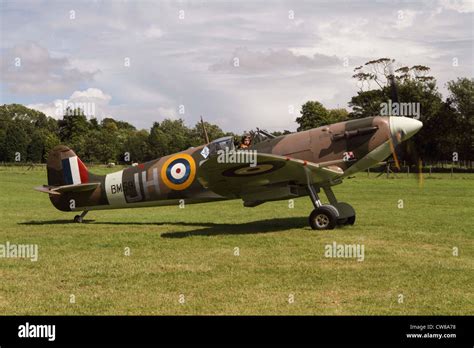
346;215;356;225
73;215;83;223
337;218;348;225
334;202;356;226
309;206;337;230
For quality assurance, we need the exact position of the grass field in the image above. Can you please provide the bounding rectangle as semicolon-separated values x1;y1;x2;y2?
0;166;472;315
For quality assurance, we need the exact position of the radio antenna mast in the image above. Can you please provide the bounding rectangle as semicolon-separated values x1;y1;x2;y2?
200;115;210;144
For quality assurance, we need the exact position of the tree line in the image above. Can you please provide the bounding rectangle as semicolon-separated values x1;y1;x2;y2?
0;104;232;164
0;58;472;164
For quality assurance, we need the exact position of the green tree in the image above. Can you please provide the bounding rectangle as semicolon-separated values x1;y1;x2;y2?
348;58;454;160
81;118;123;163
147;119;193;157
43;131;61;161
271;130;292;136
148;122;171;158
2;123;29;162
296;101;330;131
58;108;91;156
0;104;60;162
348;89;386;118
328;108;349;123
445;78;474;160
122;129;150;162
27;130;45;162
189;121;226;146
160;119;191;153
58;108;90;141
115;120;136;132
349;58;437;119
447;78;474;121
83;128;119;163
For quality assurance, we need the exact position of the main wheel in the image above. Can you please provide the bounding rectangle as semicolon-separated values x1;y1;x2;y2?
309;206;337;230
73;215;83;223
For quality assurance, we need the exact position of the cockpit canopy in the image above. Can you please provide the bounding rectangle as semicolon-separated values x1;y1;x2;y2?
206;129;281;156
208;136;235;156
249;128;277;145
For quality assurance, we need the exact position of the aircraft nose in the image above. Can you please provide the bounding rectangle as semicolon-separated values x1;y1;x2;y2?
390;116;423;142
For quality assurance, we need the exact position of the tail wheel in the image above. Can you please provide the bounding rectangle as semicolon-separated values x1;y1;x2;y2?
309;206;337;230
338;215;356;225
346;215;356;225
334;202;356;226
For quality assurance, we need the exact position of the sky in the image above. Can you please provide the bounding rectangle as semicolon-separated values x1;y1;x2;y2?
0;0;473;132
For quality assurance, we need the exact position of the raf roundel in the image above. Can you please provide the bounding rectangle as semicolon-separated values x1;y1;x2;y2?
222;161;285;177
161;153;196;190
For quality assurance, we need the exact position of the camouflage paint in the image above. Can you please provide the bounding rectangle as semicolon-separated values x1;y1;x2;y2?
43;116;404;212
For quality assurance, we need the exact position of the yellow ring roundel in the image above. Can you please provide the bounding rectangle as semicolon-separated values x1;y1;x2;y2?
161;153;196;190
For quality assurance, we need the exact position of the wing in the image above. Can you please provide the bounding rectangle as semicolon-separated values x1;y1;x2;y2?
34;182;100;195
197;152;343;200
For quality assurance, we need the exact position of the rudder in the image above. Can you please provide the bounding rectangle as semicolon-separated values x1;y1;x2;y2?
47;145;89;186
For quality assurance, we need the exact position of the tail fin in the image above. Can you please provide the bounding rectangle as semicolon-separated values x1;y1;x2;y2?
47;145;89;186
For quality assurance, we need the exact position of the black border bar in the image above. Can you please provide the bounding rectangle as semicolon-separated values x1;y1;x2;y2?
0;316;472;346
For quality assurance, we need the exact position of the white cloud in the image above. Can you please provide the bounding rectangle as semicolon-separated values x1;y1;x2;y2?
143;25;164;39
394;10;418;29
439;0;474;13
26;102;59;119
1;1;473;133
0;42;98;95
69;88;112;102
210;47;340;74
156;106;178;119
28;88;112;119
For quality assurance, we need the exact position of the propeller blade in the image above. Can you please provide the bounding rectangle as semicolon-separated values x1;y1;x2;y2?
392;136;424;188
386;61;423;187
418;158;424;188
388;136;401;170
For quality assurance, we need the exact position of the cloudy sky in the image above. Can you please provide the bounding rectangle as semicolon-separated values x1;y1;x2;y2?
0;0;472;132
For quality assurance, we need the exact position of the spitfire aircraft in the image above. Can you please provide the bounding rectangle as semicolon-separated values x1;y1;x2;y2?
35;115;422;230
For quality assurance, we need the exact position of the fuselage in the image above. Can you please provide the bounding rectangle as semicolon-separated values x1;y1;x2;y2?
49;116;422;212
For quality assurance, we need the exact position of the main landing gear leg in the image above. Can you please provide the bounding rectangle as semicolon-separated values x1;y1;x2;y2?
322;186;356;226
307;184;339;230
74;210;88;223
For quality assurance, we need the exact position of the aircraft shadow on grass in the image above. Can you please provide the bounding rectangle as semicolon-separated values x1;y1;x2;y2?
19;217;308;238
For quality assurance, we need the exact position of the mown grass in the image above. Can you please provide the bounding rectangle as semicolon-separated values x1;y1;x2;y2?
0;166;472;315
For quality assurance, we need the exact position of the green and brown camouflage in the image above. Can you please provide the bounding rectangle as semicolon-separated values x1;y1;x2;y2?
35;115;422;215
